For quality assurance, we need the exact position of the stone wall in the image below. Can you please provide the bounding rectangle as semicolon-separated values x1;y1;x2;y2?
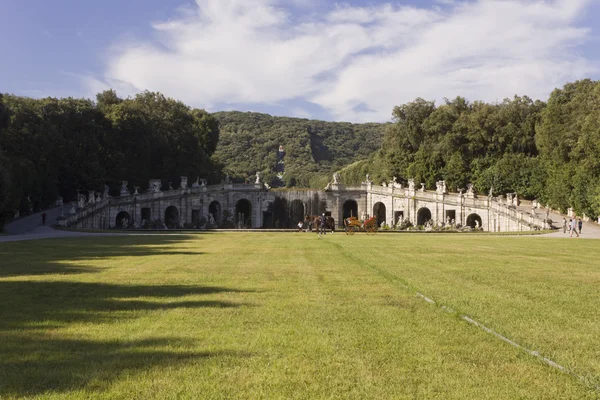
64;179;549;232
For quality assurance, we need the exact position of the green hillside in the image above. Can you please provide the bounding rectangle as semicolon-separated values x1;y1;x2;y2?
212;111;387;187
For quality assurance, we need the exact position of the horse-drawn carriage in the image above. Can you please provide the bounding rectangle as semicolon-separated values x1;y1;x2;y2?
343;216;377;235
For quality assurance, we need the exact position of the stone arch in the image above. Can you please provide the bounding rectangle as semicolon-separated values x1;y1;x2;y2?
262;201;274;228
208;201;221;226
466;213;483;229
235;198;252;228
289;199;305;227
373;202;386;226
164;206;180;229
417;207;432;226
115;211;131;229
343;199;358;220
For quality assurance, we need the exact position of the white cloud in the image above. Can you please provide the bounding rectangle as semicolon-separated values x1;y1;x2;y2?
87;0;598;122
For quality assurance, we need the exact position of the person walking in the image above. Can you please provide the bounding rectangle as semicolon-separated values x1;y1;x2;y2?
320;213;327;236
41;212;47;226
570;218;579;238
578;218;583;235
563;217;567;234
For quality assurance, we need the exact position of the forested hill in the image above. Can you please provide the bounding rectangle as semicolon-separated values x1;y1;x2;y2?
212;111;387;187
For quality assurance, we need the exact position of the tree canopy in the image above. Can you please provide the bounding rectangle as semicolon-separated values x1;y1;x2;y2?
2;79;600;228
0;91;219;227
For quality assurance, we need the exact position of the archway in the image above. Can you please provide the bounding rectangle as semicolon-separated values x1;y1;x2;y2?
343;200;358;220
164;206;179;229
208;201;221;226
373;202;386;226
115;211;131;229
262;201;274;228
417;207;432;226
235;199;252;228
289;200;305;228
466;213;483;229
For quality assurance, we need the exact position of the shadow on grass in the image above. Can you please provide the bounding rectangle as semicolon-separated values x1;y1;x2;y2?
0;281;251;330
0;235;254;396
0;335;252;397
0;235;202;277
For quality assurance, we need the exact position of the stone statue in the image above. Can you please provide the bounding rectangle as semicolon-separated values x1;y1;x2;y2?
120;181;129;196
149;179;162;193
466;183;474;195
103;185;110;199
168;182;174;191
200;179;207;187
325;182;332;191
408;179;415;191
134;186;140;196
420;183;425;192
255;172;262;184
70;203;76;215
475;220;480;229
361;210;368;221
435;181;446;194
208;213;216;226
77;193;86;209
88;190;96;205
382;182;387;187
95;193;101;203
513;194;519;207
333;172;341;184
180;176;188;190
365;174;372;184
506;193;513;206
224;175;231;184
488;186;494;198
192;178;200;188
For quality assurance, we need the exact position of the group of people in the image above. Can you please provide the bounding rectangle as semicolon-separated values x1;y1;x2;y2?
563;217;583;237
297;213;330;235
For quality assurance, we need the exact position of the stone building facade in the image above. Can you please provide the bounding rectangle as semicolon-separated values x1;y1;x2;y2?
59;176;550;232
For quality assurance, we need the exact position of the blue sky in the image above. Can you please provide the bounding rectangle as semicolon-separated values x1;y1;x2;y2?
1;0;599;122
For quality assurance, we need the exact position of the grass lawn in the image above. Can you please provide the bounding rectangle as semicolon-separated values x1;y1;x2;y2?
0;233;599;399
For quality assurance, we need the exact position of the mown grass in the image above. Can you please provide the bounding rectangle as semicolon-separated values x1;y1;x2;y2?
0;233;598;399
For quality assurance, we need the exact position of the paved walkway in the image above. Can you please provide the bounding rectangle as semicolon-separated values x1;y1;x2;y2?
0;226;126;243
3;205;68;235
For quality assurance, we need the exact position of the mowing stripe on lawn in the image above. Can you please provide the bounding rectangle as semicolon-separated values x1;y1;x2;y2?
326;239;600;393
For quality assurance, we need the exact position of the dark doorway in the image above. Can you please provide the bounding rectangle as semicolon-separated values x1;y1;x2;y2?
263;202;274;228
417;207;432;226
373;202;386;226
289;200;305;228
192;209;201;225
343;200;358;220
164;206;179;229
115;211;131;229
394;211;404;226
466;213;483;229
235;199;252;228
445;210;456;224
141;207;151;222
209;201;221;226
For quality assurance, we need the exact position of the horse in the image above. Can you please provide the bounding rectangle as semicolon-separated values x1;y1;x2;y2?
310;215;336;234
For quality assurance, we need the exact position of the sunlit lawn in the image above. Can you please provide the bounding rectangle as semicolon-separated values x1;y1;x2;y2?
0;233;598;399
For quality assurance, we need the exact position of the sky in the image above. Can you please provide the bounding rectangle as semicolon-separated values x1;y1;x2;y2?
1;0;599;122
